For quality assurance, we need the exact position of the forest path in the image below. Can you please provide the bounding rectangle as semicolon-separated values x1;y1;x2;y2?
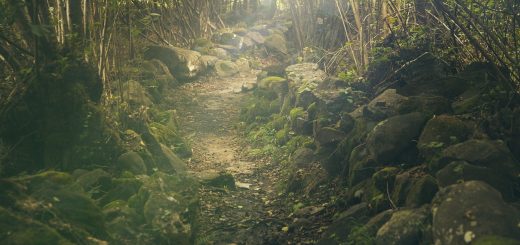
171;70;287;244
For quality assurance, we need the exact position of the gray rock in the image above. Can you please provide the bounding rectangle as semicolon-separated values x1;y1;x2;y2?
196;170;235;189
417;115;473;161
117;151;148;175
214;60;239;77
436;161;515;201
144;45;203;80
367;89;408;119
160;144;187;173
285;63;327;89
438;139;520;177
366;112;428;165
432;181;520;245
246;31;265;44
376;206;431;245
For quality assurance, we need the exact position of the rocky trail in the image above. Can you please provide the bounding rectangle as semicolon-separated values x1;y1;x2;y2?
172;70;288;244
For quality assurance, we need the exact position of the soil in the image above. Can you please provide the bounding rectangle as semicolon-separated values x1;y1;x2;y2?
172;70;289;244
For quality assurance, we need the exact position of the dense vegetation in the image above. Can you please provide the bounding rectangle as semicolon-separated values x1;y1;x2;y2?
0;0;519;244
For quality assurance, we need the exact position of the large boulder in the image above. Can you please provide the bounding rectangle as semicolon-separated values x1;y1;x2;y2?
31;188;108;238
0;207;74;245
367;89;408;120
134;172;199;244
437;139;520;176
214;60;239;77
285;63;327;89
117;151;148;175
375;206;431;245
264;33;288;54
366;112;428;165
246;31;265;44
436;161;515;200
432;181;520;244
417;115;473;161
122;80;153;108
144;45;203;80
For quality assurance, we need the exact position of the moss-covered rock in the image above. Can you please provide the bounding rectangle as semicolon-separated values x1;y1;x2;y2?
372;167;400;193
375;206;431;245
404;175;438;208
75;169;112;198
196;170;235;189
31;188;107;238
417;115;473;161
258;76;288;93
432;181;520;244
149;122;191;158
473;236;520;245
117;151;148;175
366;112;428;165
137;172;199;244
0;207;73;245
98;177;143;206
214;60;239;77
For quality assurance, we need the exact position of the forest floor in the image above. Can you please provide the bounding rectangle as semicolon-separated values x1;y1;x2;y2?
171;70;292;244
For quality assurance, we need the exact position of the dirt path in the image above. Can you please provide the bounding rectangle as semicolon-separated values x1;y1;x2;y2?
172;70;287;244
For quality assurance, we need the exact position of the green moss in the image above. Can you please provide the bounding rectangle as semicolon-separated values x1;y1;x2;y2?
289;107;306;122
149;122;191;158
193;38;213;48
258;76;288;91
0;207;73;245
372;167;400;192
271;115;287;130
31;188;107;238
13;171;74;192
307;102;317;120
275;126;290;145
286;135;315;153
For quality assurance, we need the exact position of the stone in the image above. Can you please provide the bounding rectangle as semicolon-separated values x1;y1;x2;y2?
318;203;369;244
372;167;400;193
285;63;327;89
264;33;288;54
366;112;428;165
375;206;431;245
160;144;187;173
117;151;148;175
75;168;112;196
336;112;355;134
144;45;203;80
246;31;265;44
138;172;199;244
438;139;520;177
348;144;378;187
367;89;408;120
452;87;484;114
99;177;143;206
208;47;229;59
289;148;315;168
436;161;515;201
257;76;288;94
31;188;107;238
398;95;452;116
314;127;347;147
432;181;520;245
196;170;235;189
473;236;520;245
200;55;218;68
214;60;239;77
405;175;438;208
417;115;473;161
0;207;73;245
122;80;153;108
234;58;250;73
